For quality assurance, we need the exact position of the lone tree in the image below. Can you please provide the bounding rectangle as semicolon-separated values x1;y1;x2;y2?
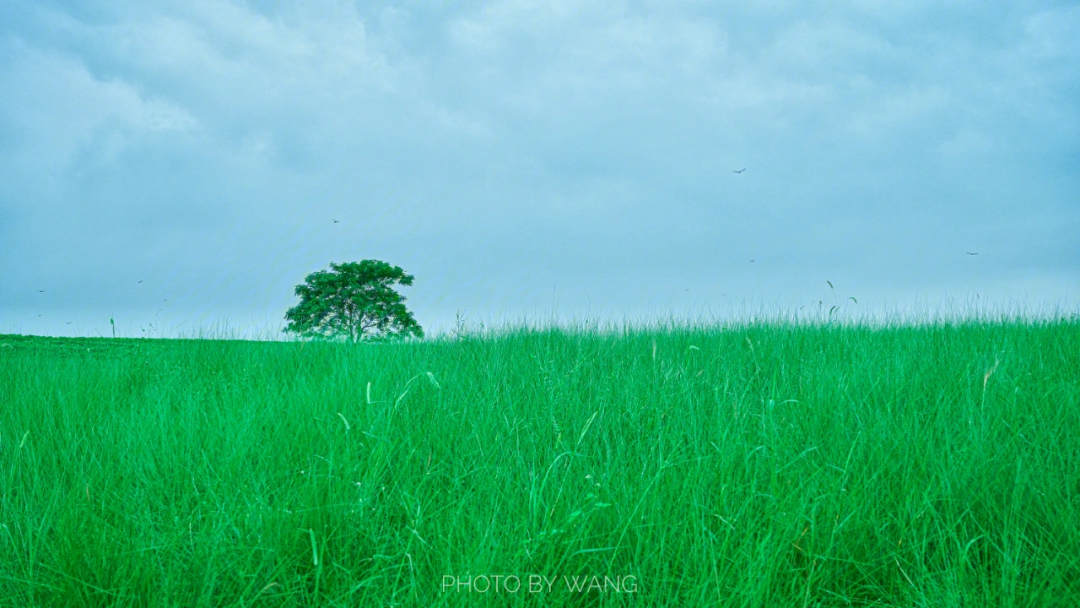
284;260;423;342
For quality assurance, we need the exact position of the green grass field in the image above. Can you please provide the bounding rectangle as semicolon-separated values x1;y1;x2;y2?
2;319;1079;606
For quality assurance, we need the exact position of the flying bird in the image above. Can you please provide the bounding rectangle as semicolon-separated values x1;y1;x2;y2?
138;280;144;284
750;259;755;263
966;252;978;256
333;219;340;223
733;168;746;174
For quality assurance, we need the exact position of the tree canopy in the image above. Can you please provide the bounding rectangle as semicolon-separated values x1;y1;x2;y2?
284;260;423;342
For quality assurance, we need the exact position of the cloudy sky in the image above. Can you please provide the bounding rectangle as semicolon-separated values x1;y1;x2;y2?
2;0;1078;338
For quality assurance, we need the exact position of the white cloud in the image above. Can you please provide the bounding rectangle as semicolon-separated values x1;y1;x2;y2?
86;3;401;123
448;1;726;85
1024;6;1080;60
0;41;199;171
1;0;1077;336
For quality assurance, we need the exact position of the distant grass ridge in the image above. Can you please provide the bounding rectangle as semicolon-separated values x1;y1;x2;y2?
1;319;1079;606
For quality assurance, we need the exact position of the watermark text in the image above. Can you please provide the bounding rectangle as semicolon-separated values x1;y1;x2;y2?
441;574;637;594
